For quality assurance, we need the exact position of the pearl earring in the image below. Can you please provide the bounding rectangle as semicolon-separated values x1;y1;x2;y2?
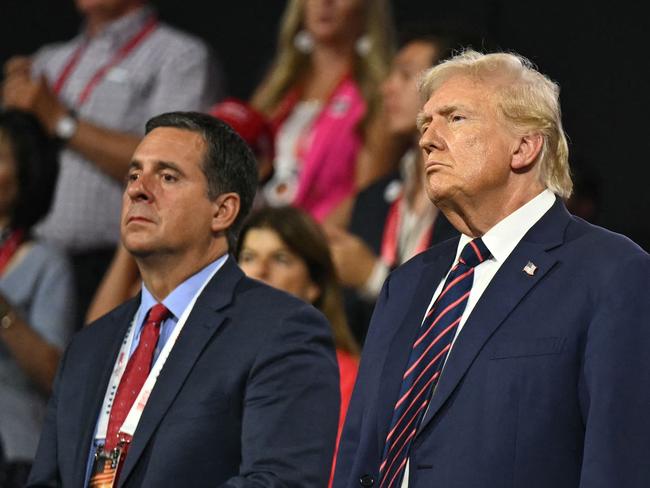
355;35;372;56
294;30;315;53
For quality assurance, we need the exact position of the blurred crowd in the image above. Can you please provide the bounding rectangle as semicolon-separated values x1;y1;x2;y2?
0;0;600;485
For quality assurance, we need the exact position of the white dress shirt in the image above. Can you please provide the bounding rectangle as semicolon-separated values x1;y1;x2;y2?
401;189;556;487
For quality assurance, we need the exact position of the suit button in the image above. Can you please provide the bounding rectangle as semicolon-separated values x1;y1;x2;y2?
359;474;374;486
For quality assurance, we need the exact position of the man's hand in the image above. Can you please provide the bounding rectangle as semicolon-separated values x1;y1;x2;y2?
325;224;379;289
2;56;66;134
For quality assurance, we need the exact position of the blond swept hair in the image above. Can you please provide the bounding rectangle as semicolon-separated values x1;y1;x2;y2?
419;49;573;198
250;0;395;125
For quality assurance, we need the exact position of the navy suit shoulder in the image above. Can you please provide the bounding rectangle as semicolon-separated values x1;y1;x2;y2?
29;257;340;488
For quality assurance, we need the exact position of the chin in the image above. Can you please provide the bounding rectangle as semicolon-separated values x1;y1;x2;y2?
424;183;448;207
127;247;155;260
122;236;155;258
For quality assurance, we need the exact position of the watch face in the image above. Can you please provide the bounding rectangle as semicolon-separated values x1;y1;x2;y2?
56;115;78;140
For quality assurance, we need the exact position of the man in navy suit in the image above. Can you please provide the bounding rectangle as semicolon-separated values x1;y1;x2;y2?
333;50;650;488
28;112;339;487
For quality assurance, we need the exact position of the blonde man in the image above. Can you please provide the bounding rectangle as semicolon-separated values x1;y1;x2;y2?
334;50;650;488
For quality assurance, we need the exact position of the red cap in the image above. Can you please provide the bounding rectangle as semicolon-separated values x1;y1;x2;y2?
209;97;274;162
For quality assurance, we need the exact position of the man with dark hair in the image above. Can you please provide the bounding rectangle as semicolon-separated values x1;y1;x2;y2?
28;111;340;488
144;112;258;250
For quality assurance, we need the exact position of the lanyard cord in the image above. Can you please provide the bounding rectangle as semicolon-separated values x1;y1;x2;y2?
51;15;158;108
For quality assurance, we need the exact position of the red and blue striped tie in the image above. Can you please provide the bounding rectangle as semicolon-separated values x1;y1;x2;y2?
379;238;491;488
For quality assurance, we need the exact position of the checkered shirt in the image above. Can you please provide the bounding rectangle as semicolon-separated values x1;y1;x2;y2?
31;5;223;252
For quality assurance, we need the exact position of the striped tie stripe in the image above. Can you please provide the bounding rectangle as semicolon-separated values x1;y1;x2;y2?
378;238;491;488
389;369;440;441
413;291;470;349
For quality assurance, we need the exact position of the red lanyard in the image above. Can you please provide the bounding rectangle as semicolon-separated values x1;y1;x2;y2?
52;15;158;107
0;229;25;276
380;196;432;268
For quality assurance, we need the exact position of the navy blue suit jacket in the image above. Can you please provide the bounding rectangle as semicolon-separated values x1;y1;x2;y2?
28;256;340;487
333;199;650;488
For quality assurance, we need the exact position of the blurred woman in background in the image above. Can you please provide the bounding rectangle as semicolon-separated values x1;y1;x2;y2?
327;31;460;343
251;0;395;223
236;205;358;485
0;109;75;487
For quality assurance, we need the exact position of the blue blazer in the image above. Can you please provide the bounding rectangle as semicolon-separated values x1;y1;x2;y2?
333;199;650;488
28;256;340;487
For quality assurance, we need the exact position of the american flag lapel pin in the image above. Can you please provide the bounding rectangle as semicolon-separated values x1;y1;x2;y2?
523;261;537;276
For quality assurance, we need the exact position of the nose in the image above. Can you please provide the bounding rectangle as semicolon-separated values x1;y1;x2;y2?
125;172;153;202
419;122;445;155
245;258;270;282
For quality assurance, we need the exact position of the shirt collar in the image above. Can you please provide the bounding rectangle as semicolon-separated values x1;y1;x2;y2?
137;254;228;329
455;189;557;263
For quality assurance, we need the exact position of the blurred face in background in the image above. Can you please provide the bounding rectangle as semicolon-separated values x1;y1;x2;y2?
0;133;18;224
382;41;438;136
75;0;143;21
303;0;365;46
238;227;320;303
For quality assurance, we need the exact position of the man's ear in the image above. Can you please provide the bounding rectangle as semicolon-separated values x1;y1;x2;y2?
211;192;240;233
511;132;544;171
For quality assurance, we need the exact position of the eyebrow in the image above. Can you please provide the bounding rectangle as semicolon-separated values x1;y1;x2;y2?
437;104;466;116
127;159;185;176
417;103;476;132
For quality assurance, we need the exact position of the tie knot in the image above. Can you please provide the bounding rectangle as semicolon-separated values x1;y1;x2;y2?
458;238;491;269
146;303;170;326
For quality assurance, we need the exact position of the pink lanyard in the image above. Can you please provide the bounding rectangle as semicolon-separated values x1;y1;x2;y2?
0;229;24;276
51;15;158;107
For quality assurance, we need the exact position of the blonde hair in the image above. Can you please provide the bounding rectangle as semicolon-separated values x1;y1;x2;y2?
251;0;395;125
419;49;572;198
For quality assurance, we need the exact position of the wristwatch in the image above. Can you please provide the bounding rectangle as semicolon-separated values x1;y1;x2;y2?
54;110;78;143
0;301;14;330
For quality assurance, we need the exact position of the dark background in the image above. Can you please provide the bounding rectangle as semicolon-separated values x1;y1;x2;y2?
2;0;648;249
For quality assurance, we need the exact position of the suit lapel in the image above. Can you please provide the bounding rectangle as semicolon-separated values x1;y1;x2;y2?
118;257;243;485
375;240;457;454
72;298;139;485
417;199;569;433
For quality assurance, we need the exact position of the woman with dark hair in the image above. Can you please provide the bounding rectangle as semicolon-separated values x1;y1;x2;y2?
236;205;358;485
0;109;75;487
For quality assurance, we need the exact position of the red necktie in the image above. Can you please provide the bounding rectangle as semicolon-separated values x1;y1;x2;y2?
104;303;170;451
379;238;491;487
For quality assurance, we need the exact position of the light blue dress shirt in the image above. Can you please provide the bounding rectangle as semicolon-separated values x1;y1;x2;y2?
84;254;228;486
